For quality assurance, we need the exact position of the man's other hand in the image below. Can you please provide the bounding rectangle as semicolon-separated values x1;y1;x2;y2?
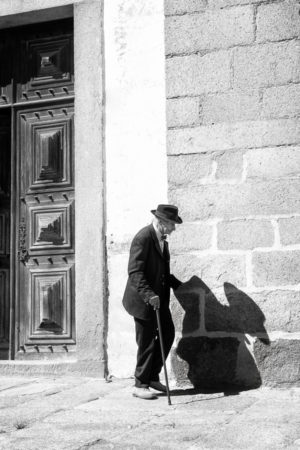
149;295;160;310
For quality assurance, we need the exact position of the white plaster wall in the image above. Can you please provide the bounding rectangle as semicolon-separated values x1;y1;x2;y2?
104;0;168;377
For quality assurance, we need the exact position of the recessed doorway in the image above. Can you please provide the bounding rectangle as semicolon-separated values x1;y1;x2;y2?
0;18;75;360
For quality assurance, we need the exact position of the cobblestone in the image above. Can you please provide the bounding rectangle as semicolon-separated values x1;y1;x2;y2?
0;376;299;449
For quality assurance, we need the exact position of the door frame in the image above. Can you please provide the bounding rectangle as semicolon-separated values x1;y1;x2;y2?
0;1;107;375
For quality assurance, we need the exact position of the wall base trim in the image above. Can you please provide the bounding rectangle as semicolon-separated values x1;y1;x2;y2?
0;360;106;377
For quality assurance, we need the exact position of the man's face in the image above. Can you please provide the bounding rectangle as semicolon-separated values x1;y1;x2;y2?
159;219;176;235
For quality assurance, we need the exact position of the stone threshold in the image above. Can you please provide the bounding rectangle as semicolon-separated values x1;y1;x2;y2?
0;360;106;377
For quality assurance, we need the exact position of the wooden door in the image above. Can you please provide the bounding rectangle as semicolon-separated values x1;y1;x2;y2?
0;19;75;359
0;113;10;359
16;102;75;358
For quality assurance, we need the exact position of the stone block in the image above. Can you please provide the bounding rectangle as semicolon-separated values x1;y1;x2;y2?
169;179;300;221
171;254;246;289
165;6;254;54
164;0;207;16
170;277;206;334
167;97;200;128
168;154;212;187
236;339;262;387
205;285;300;334
246;147;300;180
208;0;263;6
201;91;261;125
250;290;300;333
167;119;300;155
278;217;300;246
253;250;300;287
205;282;268;335
217;219;273;250
171;347;190;386
233;41;300;91
262;85;300;119
166;51;231;98
170;295;193;335
215;151;243;179
254;338;300;385
169;221;213;251
173;336;248;388
256;2;299;43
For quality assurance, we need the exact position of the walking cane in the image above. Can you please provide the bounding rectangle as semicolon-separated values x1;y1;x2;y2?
156;309;172;406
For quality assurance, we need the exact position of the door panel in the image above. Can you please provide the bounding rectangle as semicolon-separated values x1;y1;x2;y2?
16;104;75;356
0;269;9;359
19;104;73;192
29;202;73;252
0;33;13;106
16;20;74;103
27;265;74;342
0;113;10;359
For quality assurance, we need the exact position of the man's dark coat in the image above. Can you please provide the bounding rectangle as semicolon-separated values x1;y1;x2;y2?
122;224;181;320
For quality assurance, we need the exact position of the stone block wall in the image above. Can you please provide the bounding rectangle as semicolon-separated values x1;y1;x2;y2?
165;0;300;387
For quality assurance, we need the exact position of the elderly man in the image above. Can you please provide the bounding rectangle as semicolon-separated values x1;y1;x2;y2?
122;204;182;399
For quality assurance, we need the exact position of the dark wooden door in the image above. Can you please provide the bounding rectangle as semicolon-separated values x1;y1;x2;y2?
0;19;75;359
0;113;10;359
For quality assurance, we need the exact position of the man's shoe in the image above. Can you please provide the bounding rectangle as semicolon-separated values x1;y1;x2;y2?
149;380;167;392
132;387;158;399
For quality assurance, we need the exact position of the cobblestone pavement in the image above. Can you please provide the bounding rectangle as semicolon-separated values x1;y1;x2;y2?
0;376;299;449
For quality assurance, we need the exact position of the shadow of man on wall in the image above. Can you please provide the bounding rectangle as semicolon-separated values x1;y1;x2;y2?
171;276;270;391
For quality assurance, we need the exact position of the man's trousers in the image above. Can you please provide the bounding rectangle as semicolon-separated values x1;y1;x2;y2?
134;308;175;388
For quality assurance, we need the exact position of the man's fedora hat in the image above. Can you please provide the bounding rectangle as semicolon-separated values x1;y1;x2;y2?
151;204;182;224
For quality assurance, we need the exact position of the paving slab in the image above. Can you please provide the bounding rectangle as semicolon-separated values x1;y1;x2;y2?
0;376;299;449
